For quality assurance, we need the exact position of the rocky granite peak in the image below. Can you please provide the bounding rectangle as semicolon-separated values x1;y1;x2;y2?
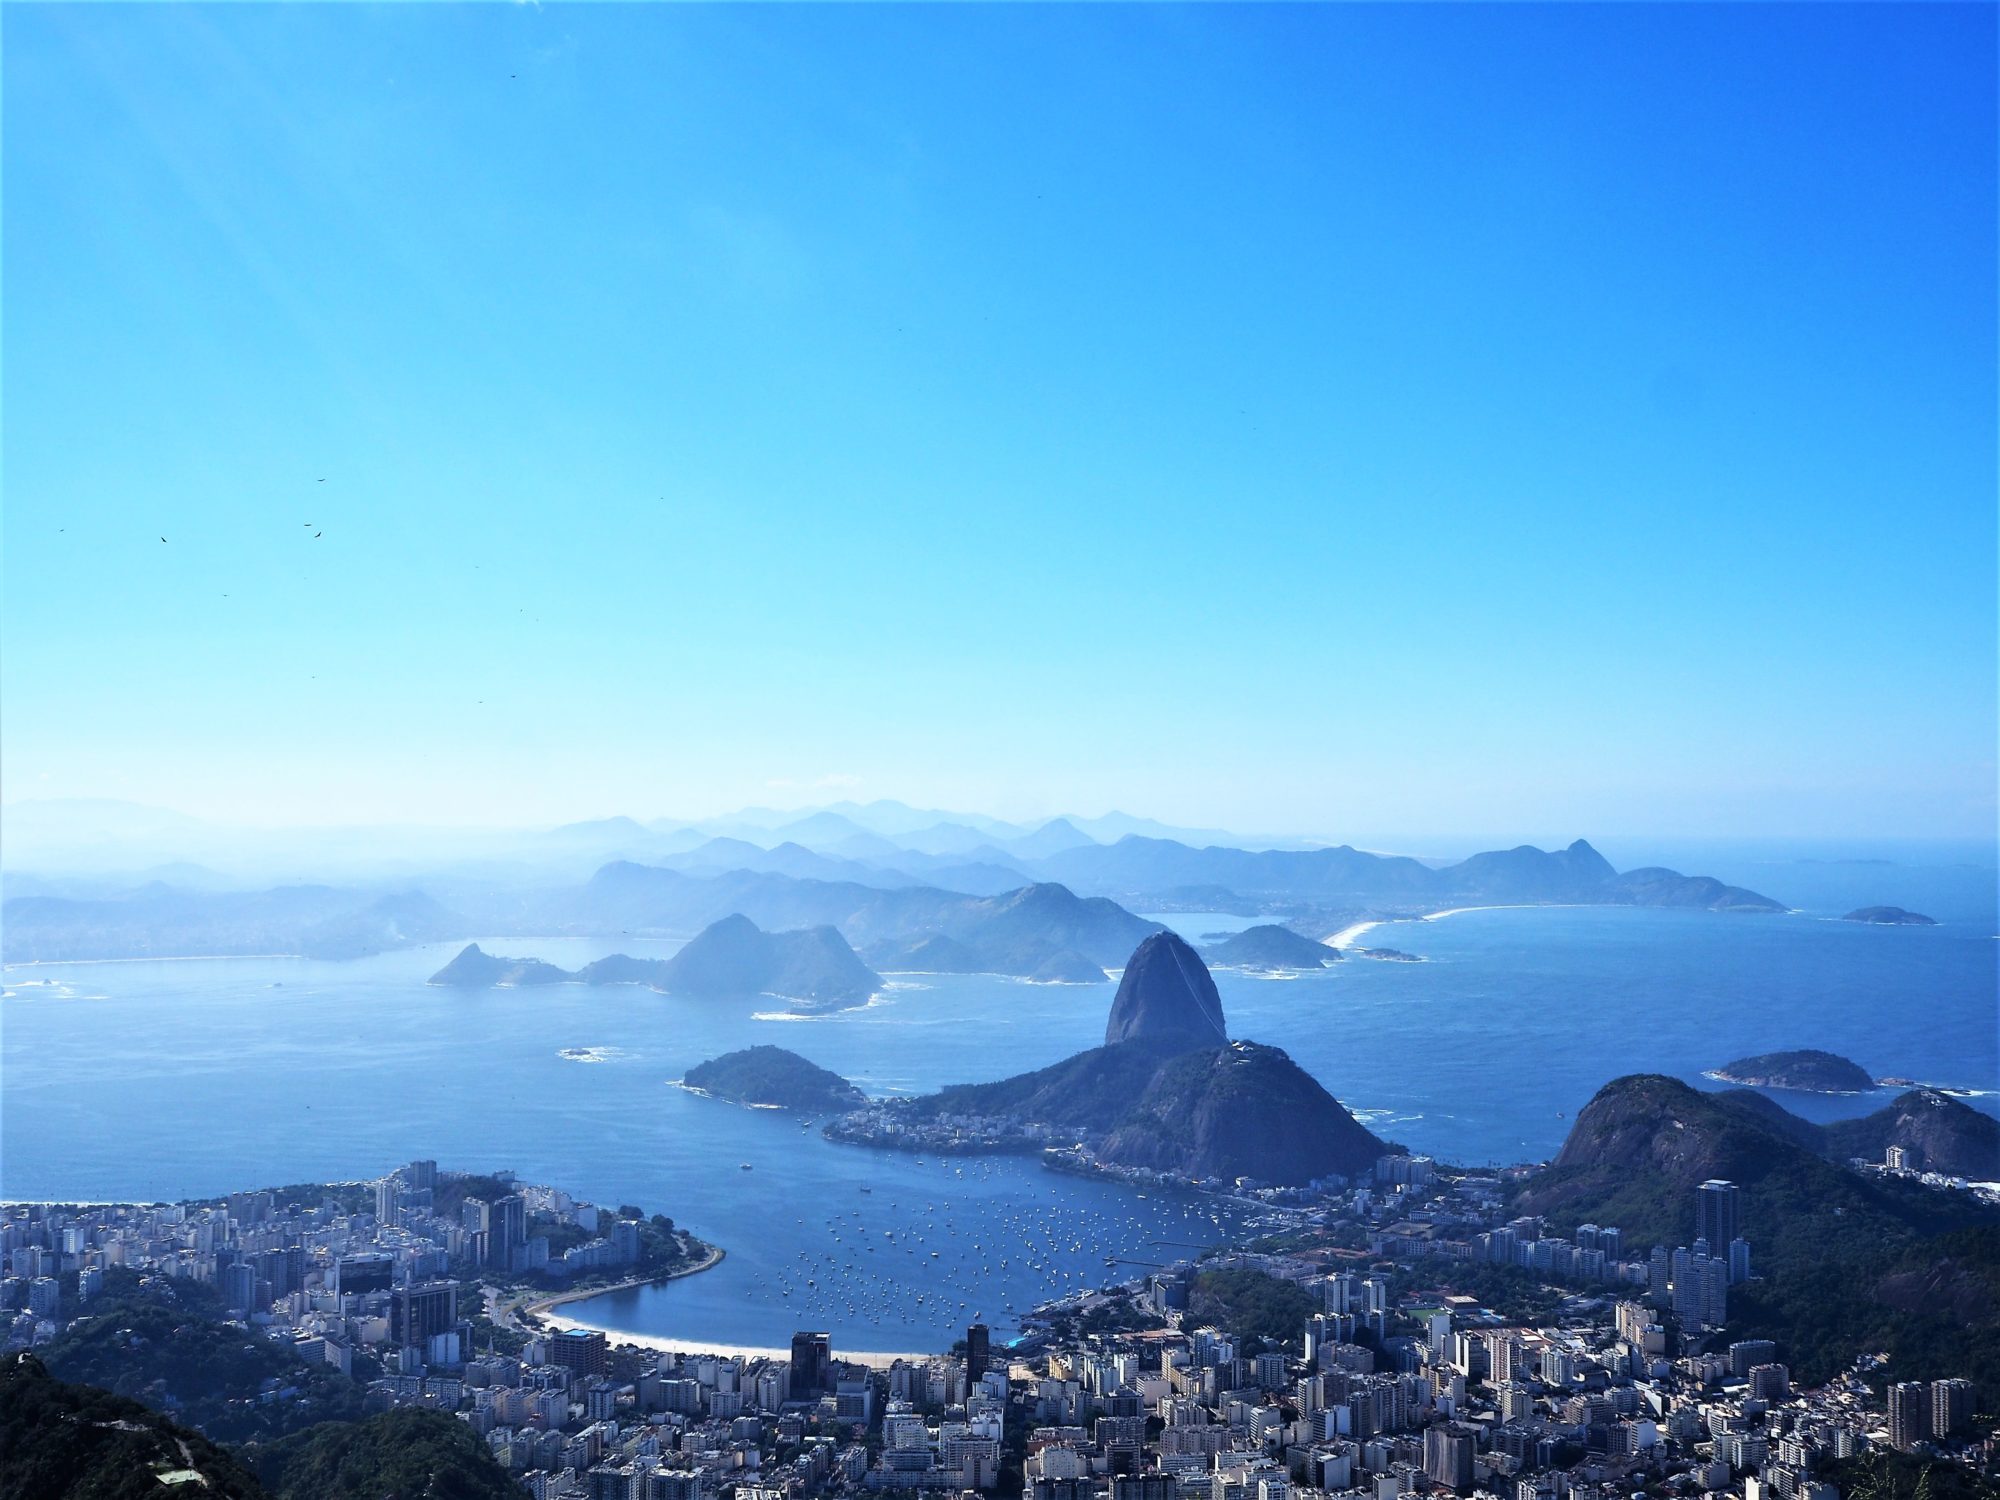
1104;931;1228;1051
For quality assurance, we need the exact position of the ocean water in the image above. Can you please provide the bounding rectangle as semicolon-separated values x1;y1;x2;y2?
4;854;1993;1351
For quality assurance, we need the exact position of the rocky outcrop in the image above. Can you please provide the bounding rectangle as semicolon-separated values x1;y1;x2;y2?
662;915;879;1006
427;943;570;988
1103;932;1228;1050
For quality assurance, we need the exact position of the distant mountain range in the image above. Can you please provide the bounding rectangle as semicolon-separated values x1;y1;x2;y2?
1033;836;1782;916
2;835;1788;965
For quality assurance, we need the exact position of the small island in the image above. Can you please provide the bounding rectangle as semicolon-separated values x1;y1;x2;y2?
1201;924;1340;971
1841;906;1937;926
1027;949;1109;983
681;1045;868;1113
1710;1048;1877;1094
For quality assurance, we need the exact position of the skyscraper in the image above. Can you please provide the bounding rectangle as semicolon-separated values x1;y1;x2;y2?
551;1328;608;1379
492;1194;527;1270
1888;1381;1929;1450
1696;1180;1740;1250
462;1198;493;1266
791;1330;832;1399
966;1323;991;1383
1423;1424;1475;1492
390;1280;460;1349
1699;1254;1728;1330
1931;1379;1975;1440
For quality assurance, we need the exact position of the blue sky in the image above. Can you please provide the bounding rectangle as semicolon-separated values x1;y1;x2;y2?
5;3;1994;841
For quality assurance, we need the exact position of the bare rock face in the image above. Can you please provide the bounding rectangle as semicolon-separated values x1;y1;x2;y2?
1103;932;1227;1051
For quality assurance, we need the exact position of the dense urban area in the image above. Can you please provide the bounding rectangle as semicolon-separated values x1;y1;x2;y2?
6;1143;1993;1500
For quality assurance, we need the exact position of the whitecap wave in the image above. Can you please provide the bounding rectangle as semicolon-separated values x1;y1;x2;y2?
752;992;896;1023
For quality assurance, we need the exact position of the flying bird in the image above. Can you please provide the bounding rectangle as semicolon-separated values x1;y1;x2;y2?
160;536;167;543
315;531;322;538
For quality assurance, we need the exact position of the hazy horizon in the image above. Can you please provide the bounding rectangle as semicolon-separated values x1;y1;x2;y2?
7;4;1995;843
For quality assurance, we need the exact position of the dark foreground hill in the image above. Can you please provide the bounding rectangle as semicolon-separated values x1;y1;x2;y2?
245;1407;525;1500
684;1045;867;1112
0;1351;269;1500
1822;1089;2000;1179
43;1295;367;1444
1518;1074;2000;1385
0;1352;521;1500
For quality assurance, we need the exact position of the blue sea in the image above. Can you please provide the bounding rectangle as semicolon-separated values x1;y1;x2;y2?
4;843;1993;1352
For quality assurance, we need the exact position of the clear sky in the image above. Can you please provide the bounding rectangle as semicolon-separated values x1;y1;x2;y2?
5;3;1994;842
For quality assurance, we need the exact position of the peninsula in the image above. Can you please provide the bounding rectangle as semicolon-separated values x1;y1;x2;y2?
827;931;1385;1186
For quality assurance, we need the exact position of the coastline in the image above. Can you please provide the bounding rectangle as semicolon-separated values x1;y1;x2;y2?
1326;901;1601;950
527;1244;932;1366
516;1240;727;1329
1698;1068;1876;1097
4;953;306;969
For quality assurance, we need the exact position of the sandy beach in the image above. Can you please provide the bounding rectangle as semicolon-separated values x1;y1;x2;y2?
1327;903;1591;950
1324;921;1381;949
518;1244;940;1368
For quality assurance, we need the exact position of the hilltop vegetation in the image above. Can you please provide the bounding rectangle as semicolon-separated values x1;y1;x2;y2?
41;1297;368;1444
1518;1074;2000;1385
0;1353;527;1500
1711;1049;1876;1093
684;1045;867;1112
247;1408;525;1500
1200;924;1339;970
1824;1091;2000;1178
1187;1267;1320;1348
0;1352;270;1500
